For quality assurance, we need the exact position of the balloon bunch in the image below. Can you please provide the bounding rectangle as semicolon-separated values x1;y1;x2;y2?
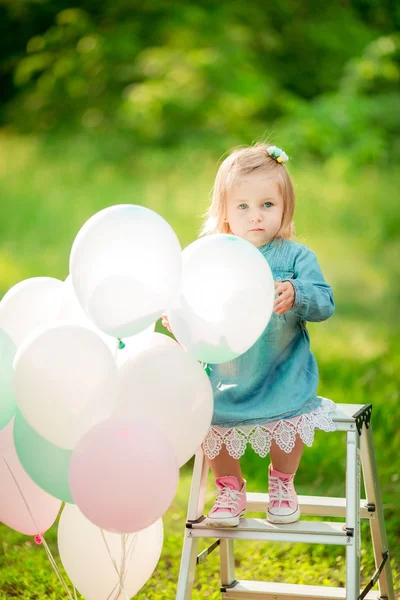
0;204;274;599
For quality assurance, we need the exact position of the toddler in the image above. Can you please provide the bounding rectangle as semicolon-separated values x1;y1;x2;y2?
163;142;336;526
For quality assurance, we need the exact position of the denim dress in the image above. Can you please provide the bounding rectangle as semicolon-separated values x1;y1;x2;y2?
202;238;337;459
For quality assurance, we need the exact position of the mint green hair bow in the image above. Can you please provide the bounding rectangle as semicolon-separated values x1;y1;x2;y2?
266;146;289;164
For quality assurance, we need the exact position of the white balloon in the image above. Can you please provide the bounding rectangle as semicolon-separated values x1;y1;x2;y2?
116;331;181;368
58;276;156;357
14;323;119;449
0;277;64;346
114;345;213;466
0;329;17;430
167;234;275;363
58;275;95;325
69;205;182;338
58;504;163;600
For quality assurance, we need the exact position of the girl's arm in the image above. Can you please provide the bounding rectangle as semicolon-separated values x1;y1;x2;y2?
288;246;335;322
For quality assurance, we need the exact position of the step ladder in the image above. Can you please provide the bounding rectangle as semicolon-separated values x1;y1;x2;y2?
176;403;394;600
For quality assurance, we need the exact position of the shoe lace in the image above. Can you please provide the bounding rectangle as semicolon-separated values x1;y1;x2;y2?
269;476;293;506
214;486;242;509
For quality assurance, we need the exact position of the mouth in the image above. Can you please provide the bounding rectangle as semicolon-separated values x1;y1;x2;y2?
249;228;264;232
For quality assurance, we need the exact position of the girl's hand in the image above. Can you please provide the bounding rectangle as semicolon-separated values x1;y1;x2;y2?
273;281;295;315
161;313;172;333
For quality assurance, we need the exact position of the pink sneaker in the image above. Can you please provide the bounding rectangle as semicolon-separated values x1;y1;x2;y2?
267;465;300;524
206;476;246;527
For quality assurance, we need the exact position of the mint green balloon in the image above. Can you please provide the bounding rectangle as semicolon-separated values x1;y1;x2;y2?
0;329;17;430
13;410;74;503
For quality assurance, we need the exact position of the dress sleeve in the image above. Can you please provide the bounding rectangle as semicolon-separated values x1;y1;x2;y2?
286;246;335;322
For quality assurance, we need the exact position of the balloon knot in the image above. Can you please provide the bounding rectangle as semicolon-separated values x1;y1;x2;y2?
118;339;126;350
34;534;43;545
202;362;211;376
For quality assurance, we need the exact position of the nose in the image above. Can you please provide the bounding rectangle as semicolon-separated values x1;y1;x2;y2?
249;211;262;223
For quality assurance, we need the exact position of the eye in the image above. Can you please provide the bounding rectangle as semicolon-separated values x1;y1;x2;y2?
238;203;248;209
263;201;273;208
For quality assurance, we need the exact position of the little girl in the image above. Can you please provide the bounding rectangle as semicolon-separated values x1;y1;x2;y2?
162;142;336;526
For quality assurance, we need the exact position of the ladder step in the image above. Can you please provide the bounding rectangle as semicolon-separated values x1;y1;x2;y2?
332;403;368;423
329;403;372;432
246;493;373;519
221;580;381;599
189;518;349;545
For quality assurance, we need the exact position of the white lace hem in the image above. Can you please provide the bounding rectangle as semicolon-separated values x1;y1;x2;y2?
203;398;336;459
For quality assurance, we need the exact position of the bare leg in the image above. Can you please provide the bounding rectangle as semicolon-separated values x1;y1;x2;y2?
270;436;304;473
205;444;245;487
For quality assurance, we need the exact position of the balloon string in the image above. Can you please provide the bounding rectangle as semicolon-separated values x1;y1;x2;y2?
117;535;137;600
2;457;76;600
103;531;138;600
101;529;120;600
106;533;138;599
113;536;131;600
101;529;132;600
120;534;138;592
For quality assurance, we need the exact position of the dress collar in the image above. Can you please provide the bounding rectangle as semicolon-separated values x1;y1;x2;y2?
258;237;283;252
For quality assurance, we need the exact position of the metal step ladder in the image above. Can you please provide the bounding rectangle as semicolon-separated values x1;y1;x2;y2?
176;403;394;600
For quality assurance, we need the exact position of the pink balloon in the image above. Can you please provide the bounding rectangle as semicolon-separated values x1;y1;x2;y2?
69;419;179;534
0;419;14;453
0;431;61;535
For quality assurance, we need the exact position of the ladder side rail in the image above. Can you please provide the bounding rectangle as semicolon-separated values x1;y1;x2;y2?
176;450;209;600
220;539;236;588
360;423;394;600
345;428;361;600
176;535;200;600
187;449;209;521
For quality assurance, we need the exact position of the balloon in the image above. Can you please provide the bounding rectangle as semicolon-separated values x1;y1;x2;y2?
0;277;63;346
0;431;61;535
0;329;17;430
167;234;275;363
58;504;163;600
114;345;213;465
14;323;119;449
13;410;74;503
0;418;14;454
59;275;157;357
69;419;179;533
58;275;111;338
116;331;181;368
69;205;181;338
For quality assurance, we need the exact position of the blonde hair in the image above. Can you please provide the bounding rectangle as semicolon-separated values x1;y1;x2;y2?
200;142;295;239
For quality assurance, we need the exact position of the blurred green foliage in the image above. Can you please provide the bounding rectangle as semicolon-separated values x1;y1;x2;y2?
1;1;399;162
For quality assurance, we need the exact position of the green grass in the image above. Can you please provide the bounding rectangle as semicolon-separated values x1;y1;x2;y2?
0;133;399;598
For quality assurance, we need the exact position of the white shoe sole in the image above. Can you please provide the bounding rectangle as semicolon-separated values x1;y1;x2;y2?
267;507;301;524
205;510;245;528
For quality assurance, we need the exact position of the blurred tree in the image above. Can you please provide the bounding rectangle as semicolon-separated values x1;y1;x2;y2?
277;33;400;164
0;0;399;160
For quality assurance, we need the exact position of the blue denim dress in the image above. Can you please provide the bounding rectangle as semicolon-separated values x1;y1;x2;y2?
208;238;335;428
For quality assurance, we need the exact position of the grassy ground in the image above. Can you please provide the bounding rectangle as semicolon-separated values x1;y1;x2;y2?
0;134;399;598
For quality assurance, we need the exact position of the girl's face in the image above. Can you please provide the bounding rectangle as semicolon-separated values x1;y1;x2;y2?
225;173;284;247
